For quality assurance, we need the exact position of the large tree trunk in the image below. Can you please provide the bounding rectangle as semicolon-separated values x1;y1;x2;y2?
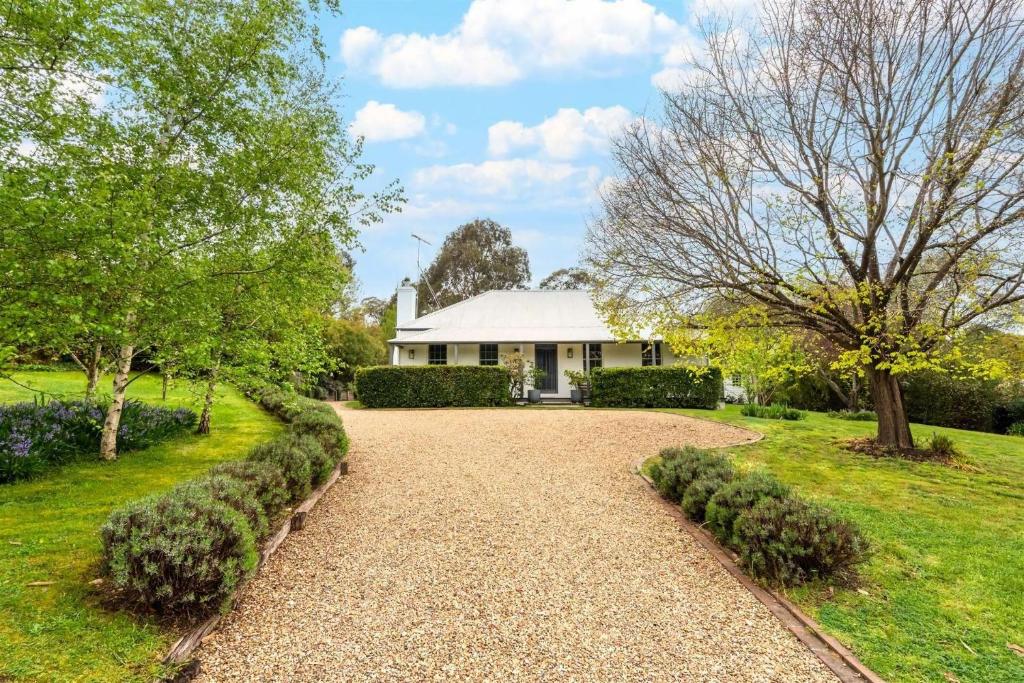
868;367;913;449
99;345;134;460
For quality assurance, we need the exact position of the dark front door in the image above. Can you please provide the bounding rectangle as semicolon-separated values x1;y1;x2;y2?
534;344;558;393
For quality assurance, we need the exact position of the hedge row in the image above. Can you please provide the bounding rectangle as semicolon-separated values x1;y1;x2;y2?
590;366;722;409
649;447;869;586
354;365;512;408
100;386;348;619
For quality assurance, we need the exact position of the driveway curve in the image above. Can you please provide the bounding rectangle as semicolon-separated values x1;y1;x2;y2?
196;407;835;682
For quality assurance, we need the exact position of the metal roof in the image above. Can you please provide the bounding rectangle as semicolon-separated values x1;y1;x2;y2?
390;290;655;344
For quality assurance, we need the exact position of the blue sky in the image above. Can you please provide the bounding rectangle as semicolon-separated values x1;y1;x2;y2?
320;0;734;299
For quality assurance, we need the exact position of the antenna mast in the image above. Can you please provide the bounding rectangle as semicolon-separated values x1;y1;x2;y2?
411;233;440;310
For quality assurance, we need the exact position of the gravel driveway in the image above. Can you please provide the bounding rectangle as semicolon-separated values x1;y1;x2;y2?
196;407;836;682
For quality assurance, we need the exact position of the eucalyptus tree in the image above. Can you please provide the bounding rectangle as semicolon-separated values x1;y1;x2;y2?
588;0;1024;448
1;0;401;458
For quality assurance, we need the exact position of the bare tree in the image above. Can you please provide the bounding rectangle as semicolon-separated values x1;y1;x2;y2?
588;0;1024;448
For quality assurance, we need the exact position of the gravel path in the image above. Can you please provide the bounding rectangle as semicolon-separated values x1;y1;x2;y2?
196;407;836;682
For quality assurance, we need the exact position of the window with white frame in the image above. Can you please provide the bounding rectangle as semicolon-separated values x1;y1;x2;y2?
428;344;447;365
587;343;602;369
479;343;498;366
642;341;662;366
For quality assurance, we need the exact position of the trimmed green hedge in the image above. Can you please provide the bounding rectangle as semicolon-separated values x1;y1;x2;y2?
354;366;512;408
590;366;722;409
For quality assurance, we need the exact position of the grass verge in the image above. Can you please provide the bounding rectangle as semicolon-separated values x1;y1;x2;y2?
660;405;1024;683
0;371;281;682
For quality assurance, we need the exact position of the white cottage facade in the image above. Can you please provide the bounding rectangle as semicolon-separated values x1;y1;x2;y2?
388;286;675;400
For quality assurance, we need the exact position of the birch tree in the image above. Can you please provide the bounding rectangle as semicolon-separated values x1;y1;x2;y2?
588;0;1024;448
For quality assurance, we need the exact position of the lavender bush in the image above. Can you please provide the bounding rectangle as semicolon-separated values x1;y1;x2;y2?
1;399;197;483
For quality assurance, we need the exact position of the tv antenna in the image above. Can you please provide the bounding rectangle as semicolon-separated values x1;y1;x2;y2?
411;233;440;310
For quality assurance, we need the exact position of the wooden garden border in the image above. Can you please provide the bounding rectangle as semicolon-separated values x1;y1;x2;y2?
633;461;886;683
160;459;348;676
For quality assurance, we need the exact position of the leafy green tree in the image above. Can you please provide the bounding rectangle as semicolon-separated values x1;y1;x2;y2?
0;0;401;458
322;317;387;384
539;267;590;290
419;219;530;312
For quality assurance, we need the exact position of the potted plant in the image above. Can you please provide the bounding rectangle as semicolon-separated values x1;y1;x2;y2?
564;369;588;403
527;365;547;403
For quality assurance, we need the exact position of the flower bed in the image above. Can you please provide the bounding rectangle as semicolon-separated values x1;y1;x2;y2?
1;399;197;483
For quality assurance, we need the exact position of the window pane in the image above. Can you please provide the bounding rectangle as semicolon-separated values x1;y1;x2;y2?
588;343;602;369
643;342;663;366
479;343;498;366
428;344;447;365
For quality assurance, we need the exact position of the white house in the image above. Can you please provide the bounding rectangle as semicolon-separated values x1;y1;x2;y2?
388;286;676;400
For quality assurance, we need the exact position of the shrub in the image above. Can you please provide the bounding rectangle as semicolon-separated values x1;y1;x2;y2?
1008;422;1024;437
681;475;730;522
705;472;791;547
247;437;312;502
927;432;959;458
589;366;722;409
902;369;1002;432
208;460;288;516
649;447;733;503
993;398;1024;434
100;490;258;617
1;399;196;484
175;475;269;538
287;433;333;487
735;496;870;586
291;409;348;463
828;409;877;421
740;403;805;420
354;366;512;408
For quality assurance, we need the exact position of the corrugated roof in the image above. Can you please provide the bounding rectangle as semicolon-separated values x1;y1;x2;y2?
390;290;655;343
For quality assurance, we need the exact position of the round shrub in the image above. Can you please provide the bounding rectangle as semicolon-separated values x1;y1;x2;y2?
208;460;289;516
735;496;870;586
287;433;333;487
705;471;791;547
650;447;733;503
247;438;312;503
681;475;731;522
1008;421;1024;437
175;475;268;538
100;491;257;617
291;410;347;462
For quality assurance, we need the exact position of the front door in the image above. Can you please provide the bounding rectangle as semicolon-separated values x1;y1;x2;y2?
534;344;558;393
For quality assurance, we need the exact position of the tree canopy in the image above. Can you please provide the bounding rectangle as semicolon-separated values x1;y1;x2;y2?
419;219;530;311
539;267;591;290
588;0;1024;447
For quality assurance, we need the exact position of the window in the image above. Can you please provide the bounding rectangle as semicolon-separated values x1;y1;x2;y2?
428;344;447;365
587;343;602;370
479;343;499;366
642;341;662;366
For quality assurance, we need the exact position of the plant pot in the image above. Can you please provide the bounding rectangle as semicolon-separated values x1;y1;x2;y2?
527;389;542;403
570;389;581;403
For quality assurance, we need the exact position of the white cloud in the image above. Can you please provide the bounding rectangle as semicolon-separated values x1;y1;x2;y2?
349;100;426;142
340;0;687;88
413;159;602;201
488;106;635;159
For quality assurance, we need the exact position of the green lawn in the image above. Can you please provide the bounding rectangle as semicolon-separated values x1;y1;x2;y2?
661;405;1024;683
0;371;281;682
